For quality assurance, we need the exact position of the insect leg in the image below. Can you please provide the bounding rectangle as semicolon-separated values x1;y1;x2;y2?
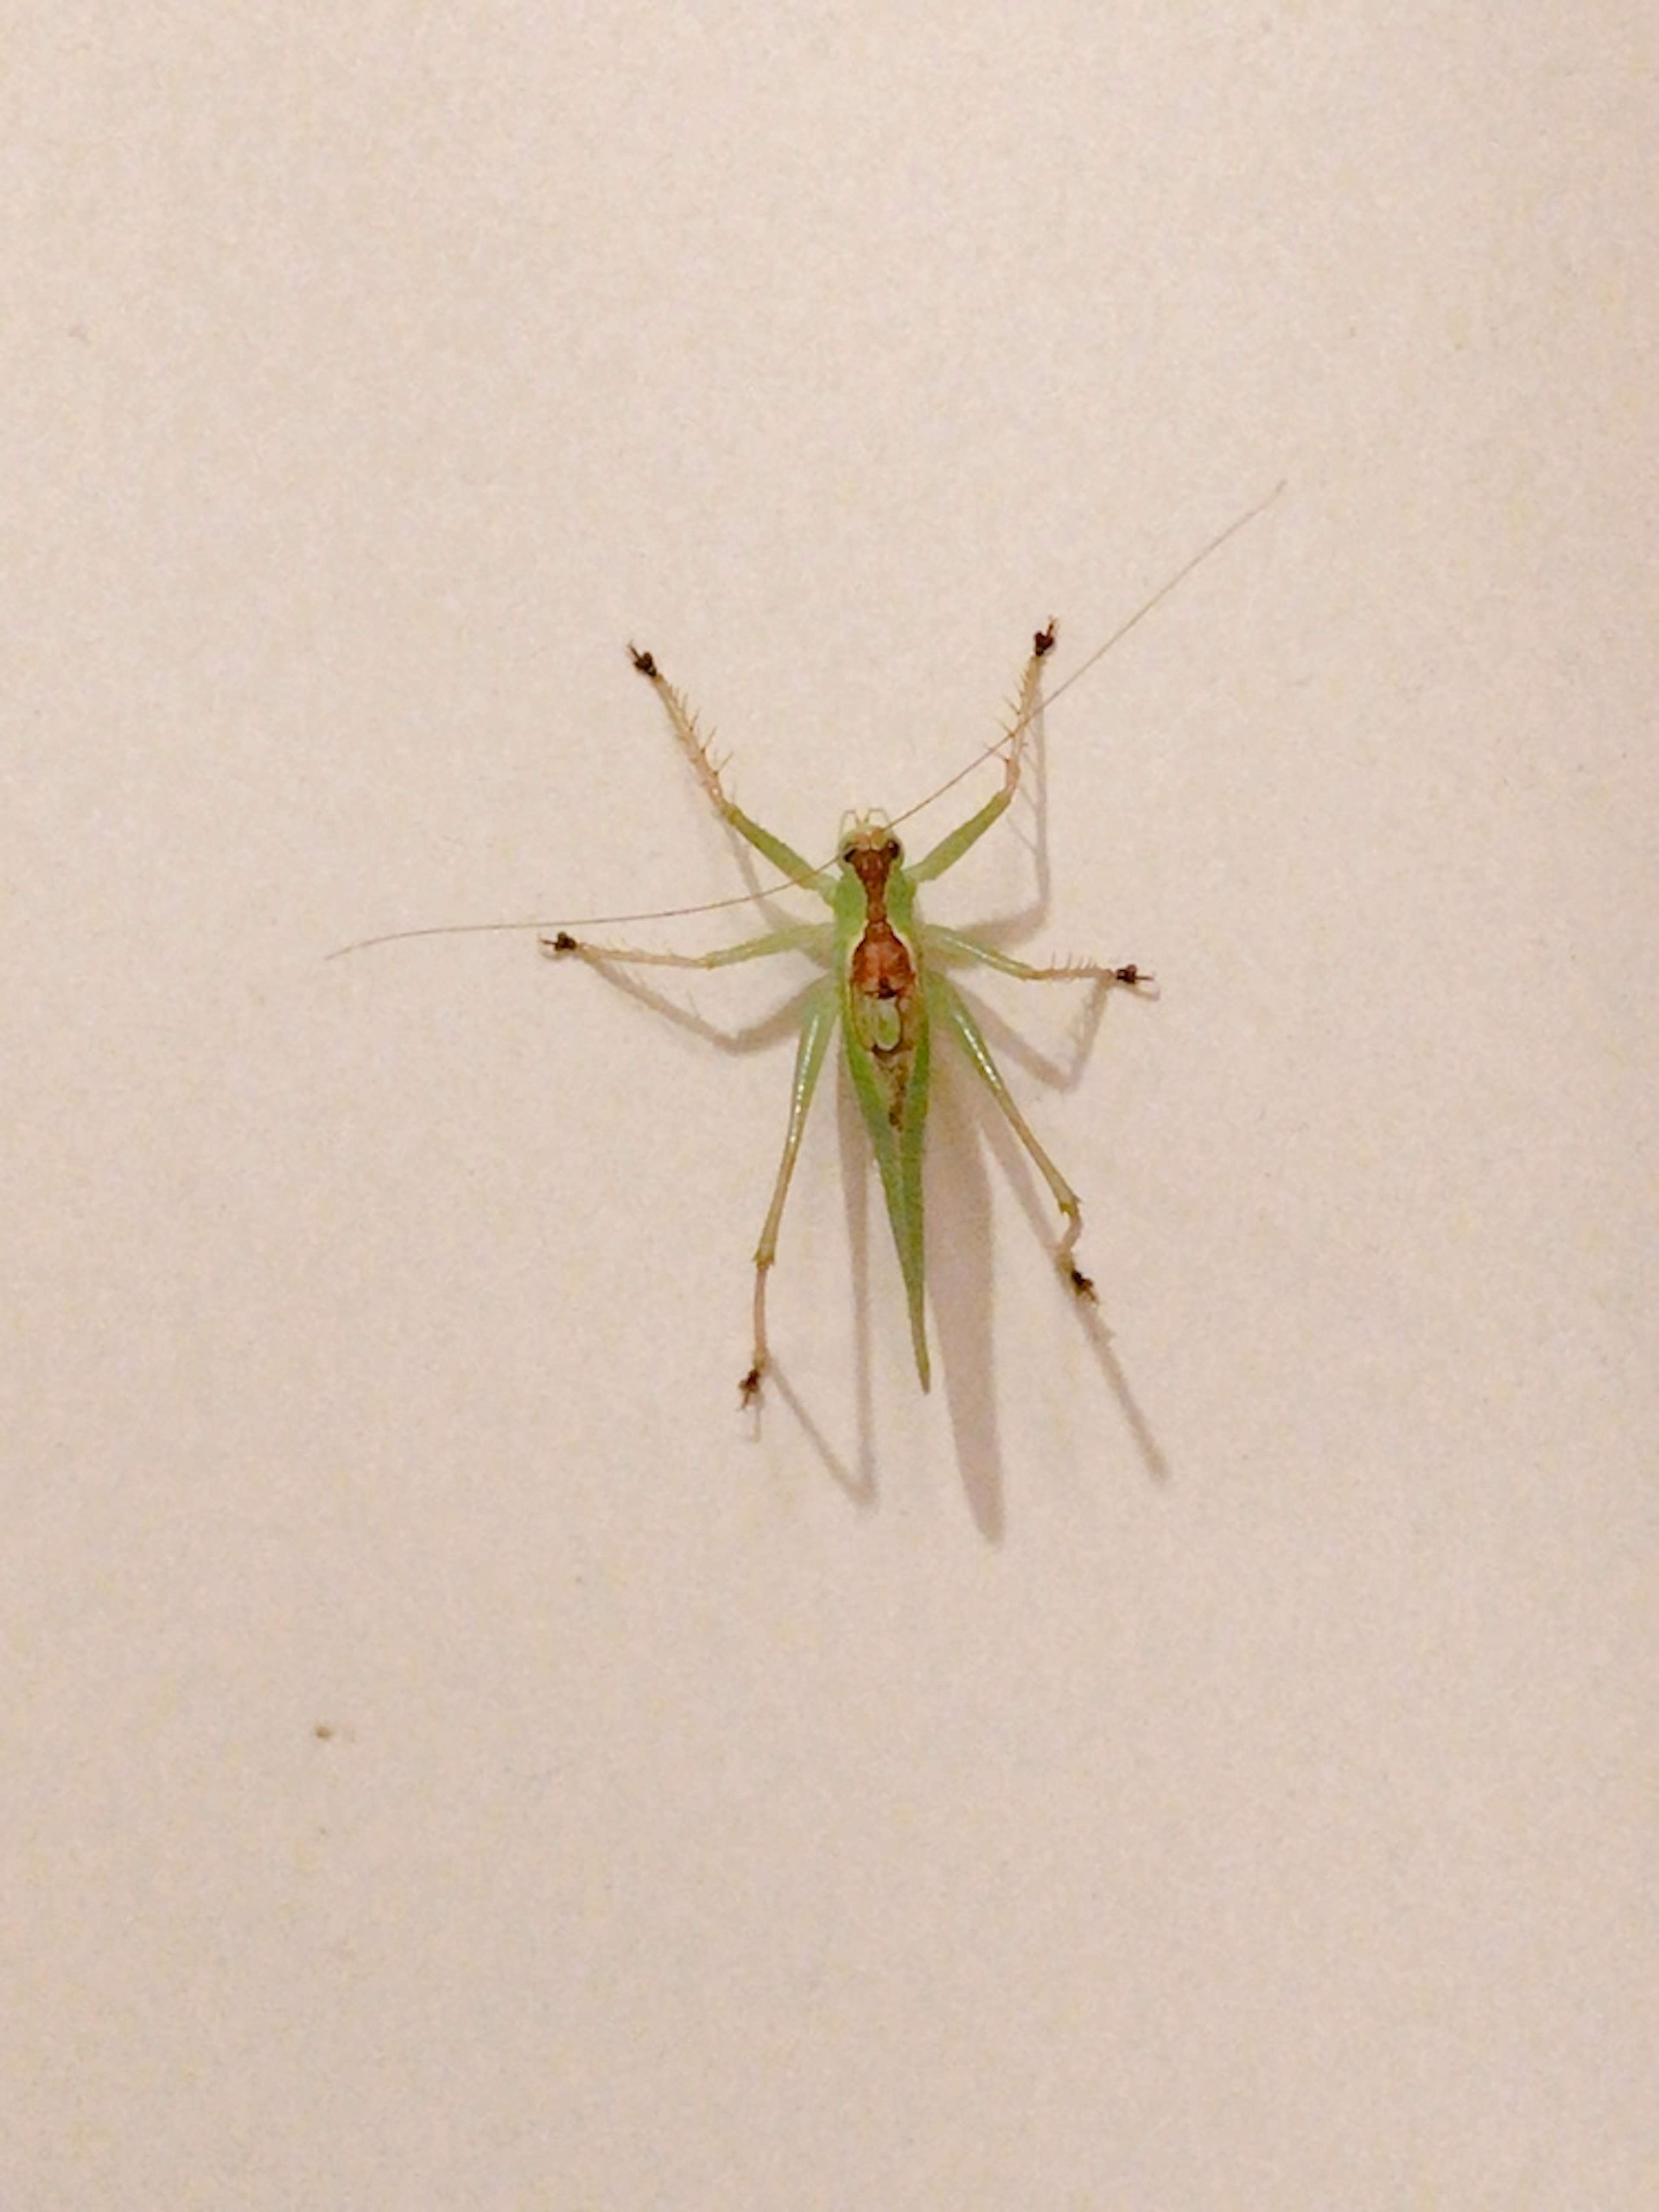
539;922;832;969
628;646;834;902
922;926;1152;992
741;979;839;1406
907;622;1055;884
929;975;1102;1302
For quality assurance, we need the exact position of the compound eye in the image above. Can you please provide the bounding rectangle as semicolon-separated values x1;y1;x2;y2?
884;836;902;861
840;844;858;867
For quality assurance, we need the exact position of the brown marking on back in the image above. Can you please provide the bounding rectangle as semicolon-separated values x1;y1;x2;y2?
843;834;922;1124
846;837;917;1030
849;918;914;1007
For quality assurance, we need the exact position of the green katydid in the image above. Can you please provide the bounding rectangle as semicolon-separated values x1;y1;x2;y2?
334;490;1279;1407
546;627;1143;1406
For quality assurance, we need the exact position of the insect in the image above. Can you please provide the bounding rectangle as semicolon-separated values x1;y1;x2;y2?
334;492;1279;1407
543;628;1146;1407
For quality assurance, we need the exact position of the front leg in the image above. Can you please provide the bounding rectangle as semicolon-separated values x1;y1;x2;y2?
909;620;1057;885
627;646;834;902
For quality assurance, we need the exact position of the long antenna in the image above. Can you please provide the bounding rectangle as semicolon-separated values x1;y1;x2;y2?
890;479;1284;830
327;885;803;961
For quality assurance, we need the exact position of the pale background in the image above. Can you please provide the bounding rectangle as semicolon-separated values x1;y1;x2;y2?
6;6;1656;2206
